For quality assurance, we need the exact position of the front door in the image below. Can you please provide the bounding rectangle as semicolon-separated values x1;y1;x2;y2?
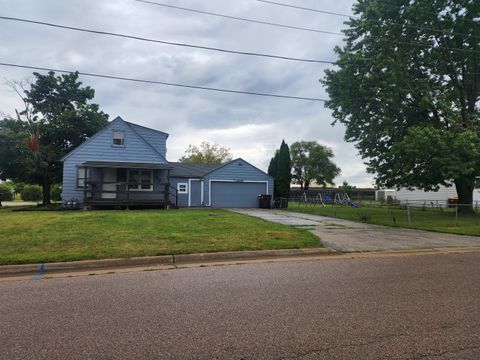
102;168;117;199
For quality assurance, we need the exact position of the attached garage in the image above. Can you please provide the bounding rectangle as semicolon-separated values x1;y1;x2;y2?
210;181;268;208
169;158;274;208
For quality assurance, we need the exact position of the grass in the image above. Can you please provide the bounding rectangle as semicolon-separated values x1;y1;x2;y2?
0;207;320;265
287;202;480;236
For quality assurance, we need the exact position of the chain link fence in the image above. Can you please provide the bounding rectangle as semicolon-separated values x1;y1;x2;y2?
281;197;480;227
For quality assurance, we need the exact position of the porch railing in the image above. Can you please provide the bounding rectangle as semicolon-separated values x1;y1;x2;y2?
84;181;168;202
168;185;178;208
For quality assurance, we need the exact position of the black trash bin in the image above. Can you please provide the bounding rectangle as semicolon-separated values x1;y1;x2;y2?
258;194;272;209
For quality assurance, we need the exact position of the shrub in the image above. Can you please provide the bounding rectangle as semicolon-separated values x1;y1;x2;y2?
0;183;14;202
50;184;62;202
11;182;25;194
20;184;42;202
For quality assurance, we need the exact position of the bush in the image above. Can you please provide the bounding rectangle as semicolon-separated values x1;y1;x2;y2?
50;184;62;202
0;183;14;202
11;182;25;194
20;184;43;202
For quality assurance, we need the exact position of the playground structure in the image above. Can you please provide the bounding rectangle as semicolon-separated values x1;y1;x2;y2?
298;191;361;207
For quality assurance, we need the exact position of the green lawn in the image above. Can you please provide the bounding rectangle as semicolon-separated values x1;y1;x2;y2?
287;202;480;236
0;207;320;265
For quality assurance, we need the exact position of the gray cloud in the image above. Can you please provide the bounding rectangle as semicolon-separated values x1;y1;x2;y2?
0;0;374;187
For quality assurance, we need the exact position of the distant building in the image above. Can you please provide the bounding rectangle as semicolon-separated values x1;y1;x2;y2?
375;189;396;202
378;184;480;205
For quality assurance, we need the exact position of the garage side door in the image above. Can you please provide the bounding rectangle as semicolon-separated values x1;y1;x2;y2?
211;182;267;208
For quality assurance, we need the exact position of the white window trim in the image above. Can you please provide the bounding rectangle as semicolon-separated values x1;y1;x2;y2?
76;167;89;188
177;182;188;194
112;130;125;147
128;169;153;192
207;179;269;207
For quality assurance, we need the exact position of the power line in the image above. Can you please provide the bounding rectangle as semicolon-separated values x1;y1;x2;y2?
134;0;343;36
255;0;477;39
255;0;351;18
133;1;476;54
0;15;474;72
257;0;479;24
0;16;335;64
0;62;327;102
1;15;474;72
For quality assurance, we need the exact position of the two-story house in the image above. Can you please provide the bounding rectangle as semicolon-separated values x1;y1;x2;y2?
61;116;273;208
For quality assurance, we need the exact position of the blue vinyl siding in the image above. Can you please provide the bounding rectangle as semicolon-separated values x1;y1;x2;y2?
61;117;168;205
169;177;192;207
203;159;273;207
169;178;203;207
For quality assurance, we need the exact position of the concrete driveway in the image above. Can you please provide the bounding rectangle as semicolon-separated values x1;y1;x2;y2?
232;209;480;252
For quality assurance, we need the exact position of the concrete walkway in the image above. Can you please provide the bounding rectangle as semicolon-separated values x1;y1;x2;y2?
232;209;480;252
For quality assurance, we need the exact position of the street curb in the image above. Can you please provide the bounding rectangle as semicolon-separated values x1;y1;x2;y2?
0;255;174;277
0;248;335;277
173;248;334;264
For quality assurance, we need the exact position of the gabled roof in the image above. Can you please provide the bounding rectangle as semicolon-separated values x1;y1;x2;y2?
169;158;272;178
123;120;168;163
125;121;169;138
203;158;272;178
61;116;169;162
169;162;223;178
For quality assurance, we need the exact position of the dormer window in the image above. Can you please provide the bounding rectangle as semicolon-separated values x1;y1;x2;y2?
113;130;125;146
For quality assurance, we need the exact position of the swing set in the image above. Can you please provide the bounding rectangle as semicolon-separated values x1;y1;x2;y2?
299;191;361;208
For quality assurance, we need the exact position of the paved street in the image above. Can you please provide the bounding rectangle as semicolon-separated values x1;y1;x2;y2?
233;209;480;251
1;253;480;359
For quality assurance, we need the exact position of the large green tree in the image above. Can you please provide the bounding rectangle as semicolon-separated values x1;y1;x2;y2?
268;140;292;198
179;141;233;164
0;118;30;182
323;0;480;210
290;141;340;190
0;71;108;204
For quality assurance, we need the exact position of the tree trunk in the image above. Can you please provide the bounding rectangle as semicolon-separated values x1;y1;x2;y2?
42;176;51;205
454;178;474;214
304;180;310;191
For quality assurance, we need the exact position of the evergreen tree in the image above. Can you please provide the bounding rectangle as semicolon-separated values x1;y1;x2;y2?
268;141;292;198
276;140;292;198
268;150;279;197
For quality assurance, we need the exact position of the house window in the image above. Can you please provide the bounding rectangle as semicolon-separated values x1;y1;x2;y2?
77;167;89;188
113;130;125;146
177;183;188;194
128;169;153;191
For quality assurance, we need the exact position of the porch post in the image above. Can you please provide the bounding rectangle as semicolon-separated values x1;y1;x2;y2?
126;168;130;201
99;168;104;201
166;169;171;203
83;166;88;209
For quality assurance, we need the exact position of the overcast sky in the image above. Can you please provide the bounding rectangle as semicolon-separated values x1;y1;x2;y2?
0;0;374;187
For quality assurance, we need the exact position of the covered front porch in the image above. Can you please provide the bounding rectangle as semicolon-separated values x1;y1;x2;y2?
80;161;177;208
